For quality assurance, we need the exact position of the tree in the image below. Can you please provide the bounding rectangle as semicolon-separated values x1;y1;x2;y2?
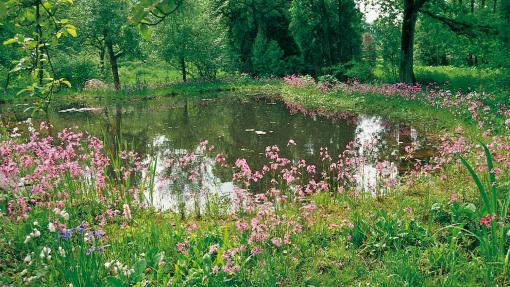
78;0;141;90
213;0;299;73
289;0;362;75
155;0;228;81
1;0;76;110
251;31;285;76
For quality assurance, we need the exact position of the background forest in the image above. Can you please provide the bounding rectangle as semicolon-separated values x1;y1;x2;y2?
1;0;509;98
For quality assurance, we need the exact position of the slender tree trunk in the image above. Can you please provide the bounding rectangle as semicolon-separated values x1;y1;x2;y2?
471;0;475;12
180;56;187;82
99;47;105;75
106;39;121;90
399;0;420;83
493;0;497;13
319;0;332;65
35;1;43;86
3;72;10;96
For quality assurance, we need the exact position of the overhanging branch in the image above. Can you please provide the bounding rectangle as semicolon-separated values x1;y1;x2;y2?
420;9;498;37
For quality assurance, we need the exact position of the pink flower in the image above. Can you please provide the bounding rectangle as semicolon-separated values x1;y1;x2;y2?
236;220;249;232
122;204;132;220
209;244;219;254
287;139;296;146
271;237;283;247
250;247;264;256
479;215;493;227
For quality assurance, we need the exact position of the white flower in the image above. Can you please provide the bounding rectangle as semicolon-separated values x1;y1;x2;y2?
32;229;41;238
61;210;69;221
40;247;51;260
23;254;32;263
58;246;66;257
19;269;28;276
24;235;31;244
104;261;112;269
48;222;56;232
33;221;39;226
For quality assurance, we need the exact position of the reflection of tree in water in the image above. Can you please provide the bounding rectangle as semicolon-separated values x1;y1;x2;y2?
3;95;436;208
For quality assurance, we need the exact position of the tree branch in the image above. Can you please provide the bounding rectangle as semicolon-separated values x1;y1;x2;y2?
419;9;498;37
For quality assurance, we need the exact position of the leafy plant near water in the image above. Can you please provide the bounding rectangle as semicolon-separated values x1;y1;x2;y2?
460;143;510;281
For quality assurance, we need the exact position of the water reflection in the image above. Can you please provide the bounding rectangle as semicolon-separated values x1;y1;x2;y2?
1;95;434;212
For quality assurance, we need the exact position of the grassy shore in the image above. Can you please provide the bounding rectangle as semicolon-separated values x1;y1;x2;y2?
1;78;509;286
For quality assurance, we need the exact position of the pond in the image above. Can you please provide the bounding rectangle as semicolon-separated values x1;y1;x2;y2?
0;93;436;214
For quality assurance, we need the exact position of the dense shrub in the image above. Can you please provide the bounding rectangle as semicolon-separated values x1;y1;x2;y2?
54;54;99;89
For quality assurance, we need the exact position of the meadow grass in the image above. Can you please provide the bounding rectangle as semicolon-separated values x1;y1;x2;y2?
0;76;509;286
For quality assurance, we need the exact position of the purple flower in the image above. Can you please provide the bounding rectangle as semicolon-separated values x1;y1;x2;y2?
61;228;74;241
94;230;105;239
76;224;85;235
86;246;96;255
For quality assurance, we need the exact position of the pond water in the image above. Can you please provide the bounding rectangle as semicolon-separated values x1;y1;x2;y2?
0;94;435;213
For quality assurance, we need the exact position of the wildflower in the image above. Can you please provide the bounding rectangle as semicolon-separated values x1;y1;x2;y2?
176;241;189;254
236;220;249;232
448;193;459;204
48;222;56;232
61;228;74;241
209;244;219;254
271;237;283;247
122;204;132;220
212;265;219;273
187;223;198;233
287;139;296;146
250;247;264;256
40;247;52;261
86;246;96;255
104;261;113;269
23;254;32;263
58;246;66;257
479;215;493;227
158;252;166;267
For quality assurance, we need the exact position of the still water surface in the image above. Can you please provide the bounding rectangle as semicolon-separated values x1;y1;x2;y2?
1;94;434;212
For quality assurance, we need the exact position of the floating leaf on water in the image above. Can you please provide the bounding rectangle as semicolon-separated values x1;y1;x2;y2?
58;107;102;113
245;129;255;132
255;131;267;135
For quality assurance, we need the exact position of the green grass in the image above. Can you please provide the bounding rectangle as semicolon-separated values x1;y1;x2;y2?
1;73;509;286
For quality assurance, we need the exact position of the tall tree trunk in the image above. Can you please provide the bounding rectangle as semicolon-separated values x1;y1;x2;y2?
180;56;187;82
35;1;43;86
494;0;497;12
399;0;420;83
106;39;121;90
319;0;332;65
99;47;105;75
471;0;475;12
3;72;10;96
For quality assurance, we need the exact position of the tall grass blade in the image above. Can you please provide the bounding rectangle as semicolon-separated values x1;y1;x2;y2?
460;156;491;213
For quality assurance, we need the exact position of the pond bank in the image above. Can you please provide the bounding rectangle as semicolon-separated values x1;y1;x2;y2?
1;78;509;286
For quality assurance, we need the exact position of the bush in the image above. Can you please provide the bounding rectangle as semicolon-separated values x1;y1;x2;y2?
321;60;374;82
251;32;285;77
54;54;99;89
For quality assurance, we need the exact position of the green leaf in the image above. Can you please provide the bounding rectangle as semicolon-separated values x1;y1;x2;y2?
133;259;147;275
61;80;72;88
460;156;491;213
66;25;77;37
3;38;17;45
139;24;152;40
105;276;126;287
